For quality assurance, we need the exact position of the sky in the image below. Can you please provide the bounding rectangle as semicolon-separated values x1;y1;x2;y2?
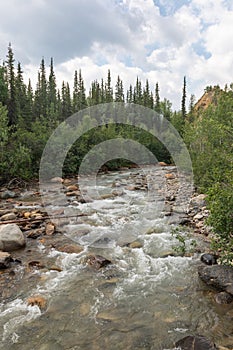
0;0;233;110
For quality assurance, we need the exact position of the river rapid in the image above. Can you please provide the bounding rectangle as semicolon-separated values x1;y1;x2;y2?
0;165;233;350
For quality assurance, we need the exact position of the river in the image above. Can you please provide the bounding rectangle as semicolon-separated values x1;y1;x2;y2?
0;165;232;349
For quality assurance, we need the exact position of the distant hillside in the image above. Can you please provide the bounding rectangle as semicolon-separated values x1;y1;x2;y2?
194;85;222;112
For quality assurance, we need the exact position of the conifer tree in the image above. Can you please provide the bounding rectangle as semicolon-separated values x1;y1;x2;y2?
127;84;133;103
143;79;153;108
89;80;101;106
133;77;142;104
0;64;8;106
115;75;124;102
39;58;48;117
105;69;113;103
61;82;72;119
16;62;27;119
181;76;187;119
100;78;105;103
48;58;57;114
155;82;160;113
24;79;34;126
6;43;18;126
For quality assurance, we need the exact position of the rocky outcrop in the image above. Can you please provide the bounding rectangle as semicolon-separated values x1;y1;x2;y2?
198;265;233;295
175;335;217;349
0;224;26;251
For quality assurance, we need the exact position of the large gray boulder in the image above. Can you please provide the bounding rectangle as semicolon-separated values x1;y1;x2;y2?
198;265;233;294
0;224;26;251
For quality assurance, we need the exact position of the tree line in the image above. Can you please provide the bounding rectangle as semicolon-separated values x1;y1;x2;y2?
0;44;188;180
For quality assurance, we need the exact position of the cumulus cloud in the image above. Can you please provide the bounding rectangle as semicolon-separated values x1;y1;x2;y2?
0;0;233;109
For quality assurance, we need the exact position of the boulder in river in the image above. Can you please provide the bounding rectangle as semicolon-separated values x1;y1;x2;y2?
201;254;218;265
215;291;233;304
175;335;217;349
0;251;12;269
198;265;233;295
0;190;16;199
0;212;17;221
0;224;26;251
27;295;47;310
85;254;112;270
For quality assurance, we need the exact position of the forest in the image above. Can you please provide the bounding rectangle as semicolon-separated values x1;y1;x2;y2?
0;44;232;262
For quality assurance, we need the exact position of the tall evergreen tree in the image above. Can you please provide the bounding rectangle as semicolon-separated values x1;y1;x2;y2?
61;82;72;119
115;75;124;102
100;78;105;103
155;82;160;113
34;59;48;118
127;84;133;103
133;77;143;105
0;64;8;106
24;79;34;126
105;69;113;103
6;43;18;126
39;58;48;118
89;80;101;106
181;76;187;119
73;69;87;112
143;79;153;108
16;62;27;119
48;58;57;113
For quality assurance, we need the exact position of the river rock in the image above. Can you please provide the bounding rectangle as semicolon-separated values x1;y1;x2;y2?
50;177;63;183
190;194;206;209
128;240;143;249
86;254;112;269
201;254;218;265
215;291;233;304
198;265;233;294
0;190;16;199
0;224;26;251
55;243;83;254
45;222;55;235
27;295;47;310
0;251;12;269
175;335;217;349
0;212;17;221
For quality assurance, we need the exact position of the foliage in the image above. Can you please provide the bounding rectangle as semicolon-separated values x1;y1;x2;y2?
185;86;233;264
171;226;197;256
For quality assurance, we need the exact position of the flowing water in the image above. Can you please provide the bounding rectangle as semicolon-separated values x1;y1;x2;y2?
0;166;233;349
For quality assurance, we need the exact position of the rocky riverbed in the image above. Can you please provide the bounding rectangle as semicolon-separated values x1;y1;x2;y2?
0;164;233;349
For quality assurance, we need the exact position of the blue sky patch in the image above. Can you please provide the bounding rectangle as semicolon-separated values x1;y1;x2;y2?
153;0;192;16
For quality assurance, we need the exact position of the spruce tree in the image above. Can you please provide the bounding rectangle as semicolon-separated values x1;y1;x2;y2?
48;58;57;114
181;76;187;119
39;58;48;117
155;82;160;113
6;43;18;126
115;75;124;102
143;79;153;108
0;64;8;106
127;84;133;103
61;82;72;119
100;78;105;103
133;77;142;104
16;62;27;119
105;70;113;103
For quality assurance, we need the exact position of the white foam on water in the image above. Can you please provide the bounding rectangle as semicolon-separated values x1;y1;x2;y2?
1;301;41;342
